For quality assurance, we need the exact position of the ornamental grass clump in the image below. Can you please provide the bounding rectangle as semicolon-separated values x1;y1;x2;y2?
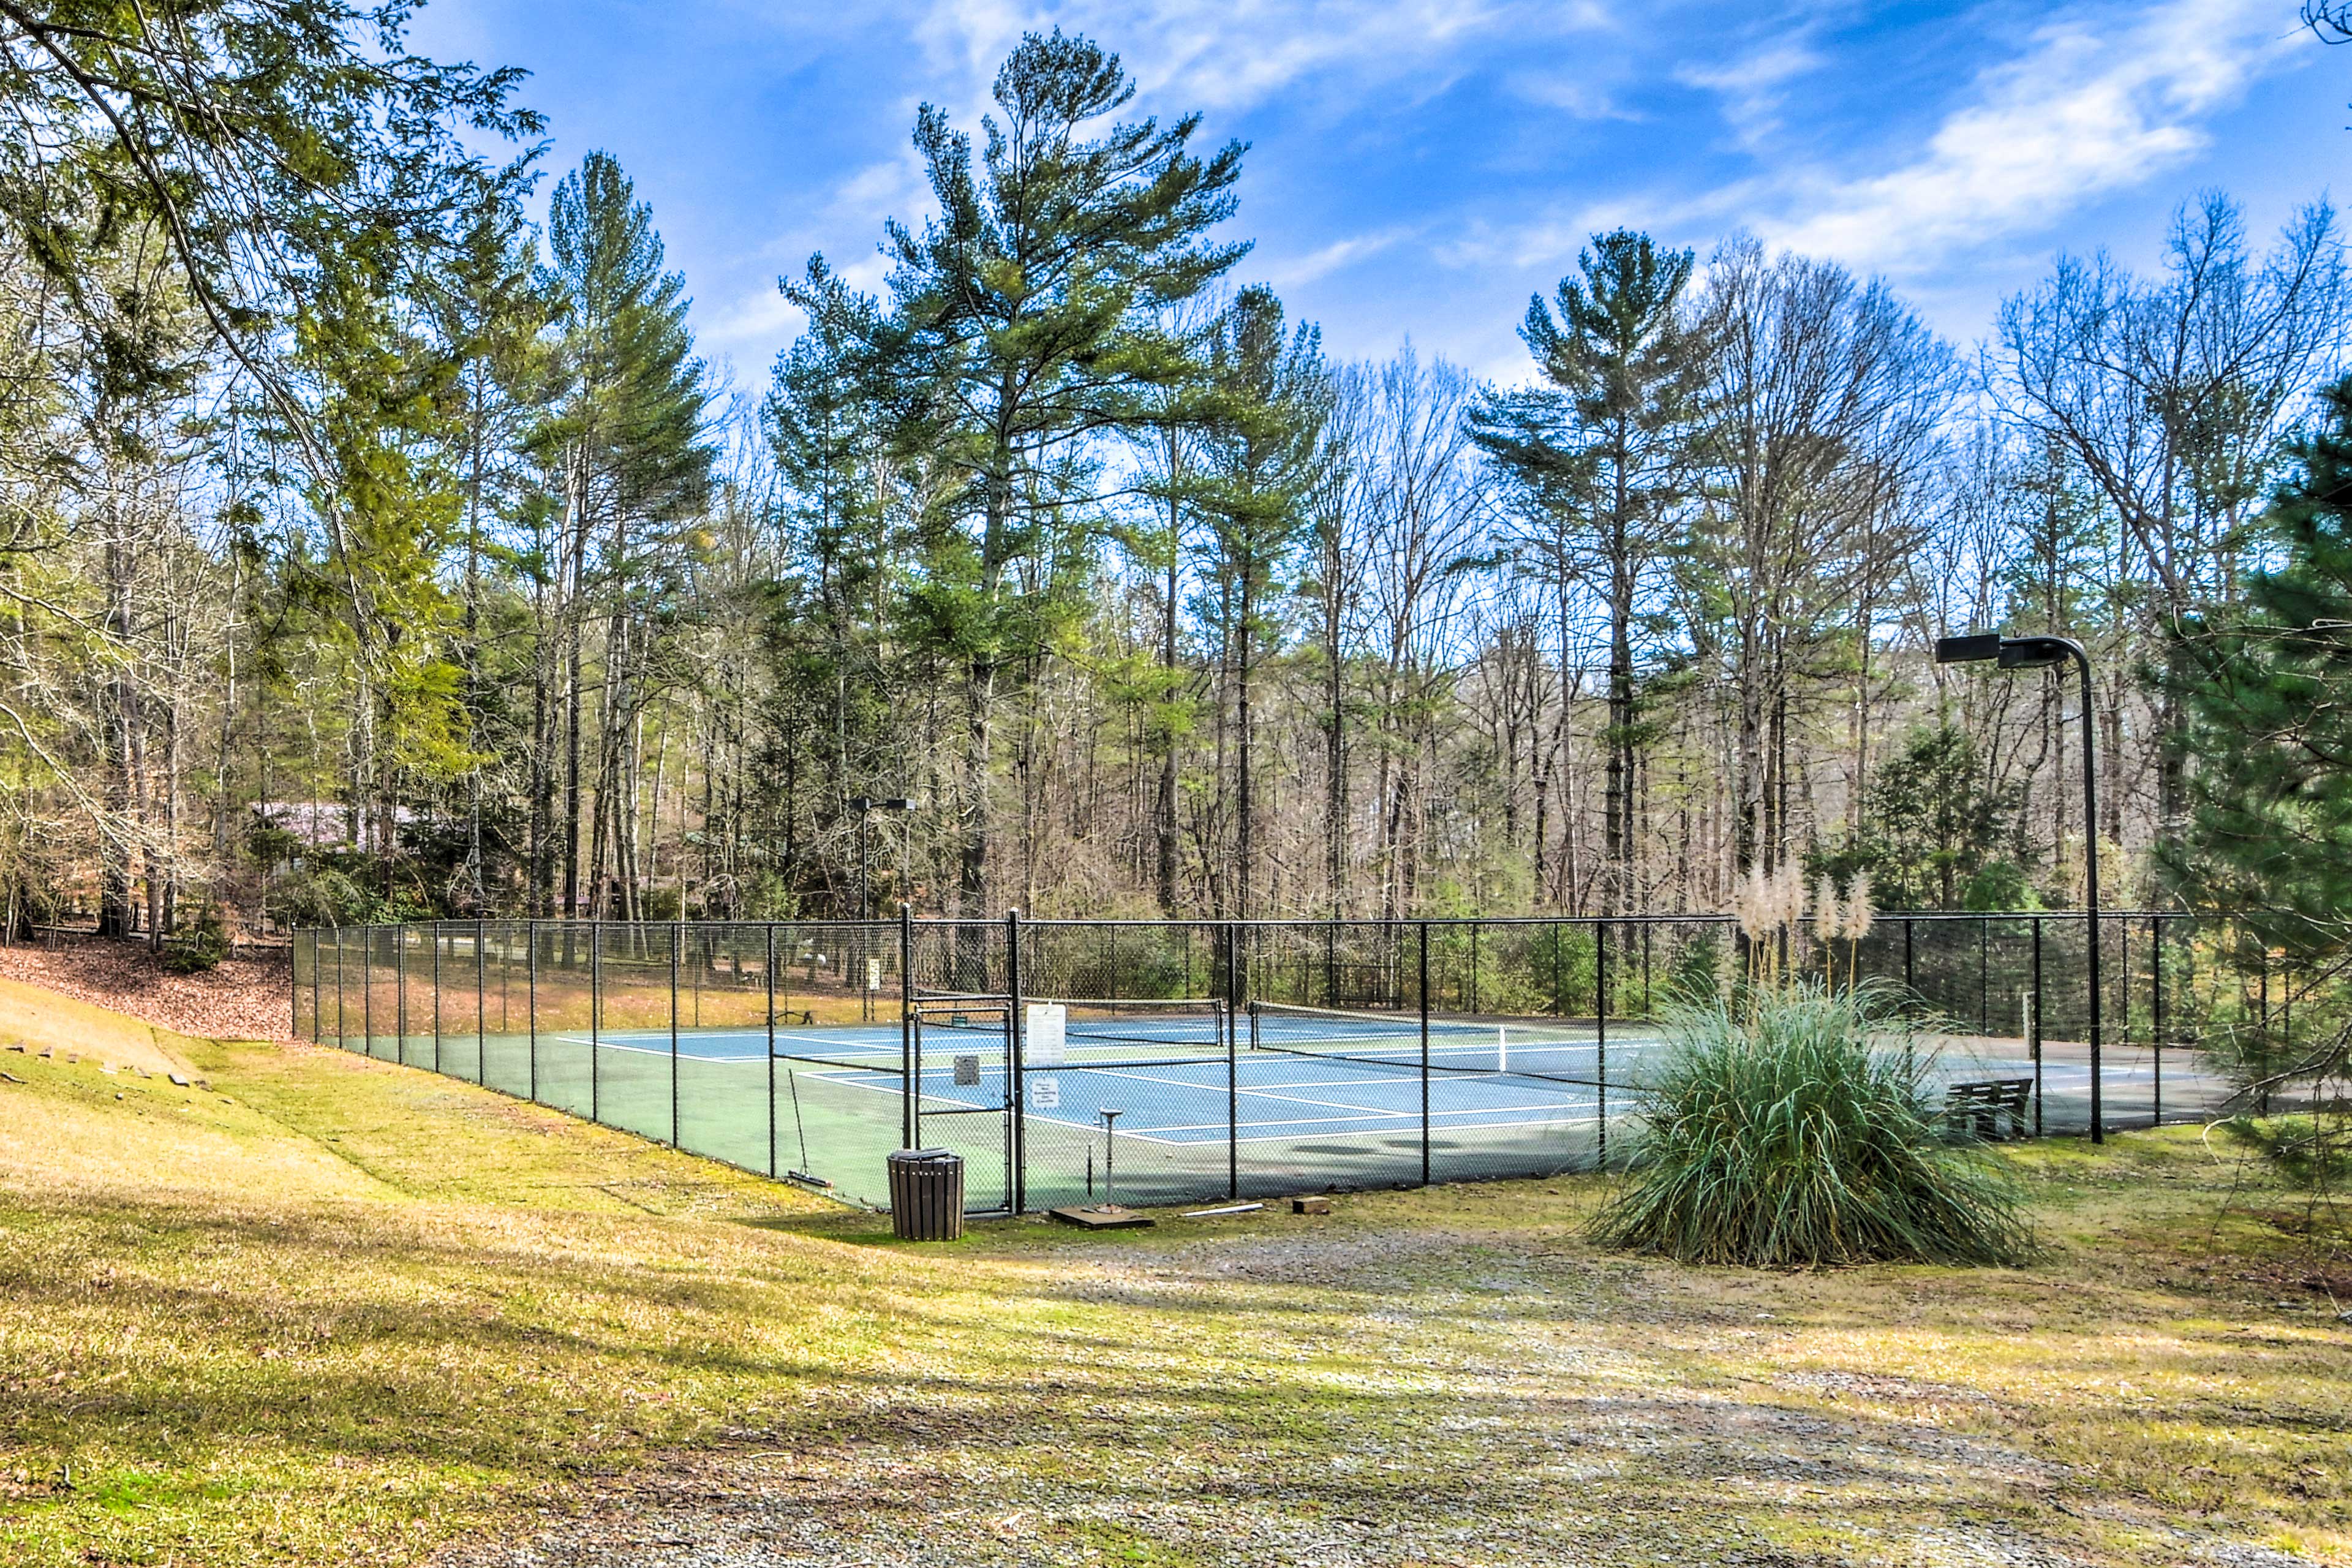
1590;984;2033;1268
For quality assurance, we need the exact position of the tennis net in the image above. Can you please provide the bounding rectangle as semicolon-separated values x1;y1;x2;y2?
1248;1000;1667;1090
908;994;1231;1065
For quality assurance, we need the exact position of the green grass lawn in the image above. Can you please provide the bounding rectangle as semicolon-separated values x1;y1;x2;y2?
0;989;2346;1566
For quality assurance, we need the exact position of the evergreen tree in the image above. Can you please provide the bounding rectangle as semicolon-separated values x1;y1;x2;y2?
1821;725;2027;910
1472;229;1700;913
2163;375;2352;949
765;262;896;879
535;151;712;919
0;1;540;396
809;28;1246;914
1191;285;1325;916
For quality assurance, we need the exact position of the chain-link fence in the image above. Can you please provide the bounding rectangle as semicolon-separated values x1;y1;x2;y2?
292;911;2309;1216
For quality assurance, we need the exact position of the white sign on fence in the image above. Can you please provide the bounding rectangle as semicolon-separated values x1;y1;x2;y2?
1025;1002;1068;1068
1028;1074;1061;1110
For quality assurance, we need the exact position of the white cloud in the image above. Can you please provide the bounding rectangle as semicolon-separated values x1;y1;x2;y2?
1260;226;1416;286
701;285;804;352
908;0;1610;117
1675;39;1825;146
1760;0;2303;274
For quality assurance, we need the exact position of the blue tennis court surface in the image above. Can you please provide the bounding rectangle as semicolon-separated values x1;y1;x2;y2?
553;1019;1628;1144
547;1016;2154;1150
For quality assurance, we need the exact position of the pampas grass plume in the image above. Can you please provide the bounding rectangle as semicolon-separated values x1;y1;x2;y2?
1841;871;1876;943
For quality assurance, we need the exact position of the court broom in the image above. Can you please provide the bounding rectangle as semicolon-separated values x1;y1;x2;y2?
785;1069;832;1189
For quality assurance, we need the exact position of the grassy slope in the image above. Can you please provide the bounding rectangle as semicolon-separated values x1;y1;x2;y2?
0;1003;2345;1567
0;973;205;1076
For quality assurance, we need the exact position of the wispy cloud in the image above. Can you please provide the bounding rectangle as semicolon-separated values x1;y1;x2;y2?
909;0;1609;116
1760;0;2302;274
1675;39;1825;147
1260;226;1417;287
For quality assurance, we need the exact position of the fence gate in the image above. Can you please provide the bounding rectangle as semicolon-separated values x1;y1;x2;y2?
909;1000;1016;1215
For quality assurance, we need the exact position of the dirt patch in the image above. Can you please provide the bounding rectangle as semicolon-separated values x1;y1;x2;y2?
0;933;291;1042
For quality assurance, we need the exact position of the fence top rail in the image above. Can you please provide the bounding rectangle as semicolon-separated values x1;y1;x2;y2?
298;908;2283;937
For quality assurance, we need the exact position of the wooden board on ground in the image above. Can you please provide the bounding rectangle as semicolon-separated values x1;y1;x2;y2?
1292;1196;1332;1215
1047;1205;1155;1230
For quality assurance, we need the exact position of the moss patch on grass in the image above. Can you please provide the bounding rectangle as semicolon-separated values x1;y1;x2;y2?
0;1004;2346;1567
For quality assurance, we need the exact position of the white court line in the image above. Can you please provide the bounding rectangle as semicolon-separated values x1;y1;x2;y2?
1004;1061;1605;1144
551;1032;904;1065
1023;1107;1606;1145
1133;1101;1611;1139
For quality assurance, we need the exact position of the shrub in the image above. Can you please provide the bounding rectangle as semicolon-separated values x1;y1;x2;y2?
162;905;232;974
1589;983;2032;1268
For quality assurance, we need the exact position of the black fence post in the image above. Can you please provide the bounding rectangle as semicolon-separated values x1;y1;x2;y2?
590;919;602;1125
1226;989;1240;1201
1978;916;1989;1035
333;928;344;1049
1225;922;1242;1199
364;925;375;1057
475;919;488;1085
1006;908;1025;1216
396;926;409;1066
2118;916;2131;1052
1553;920;1564;1018
768;922;781;1177
2090;909;2106;1143
669;921;682;1148
2151;913;2164;1126
1324;916;1336;1007
527;919;538;1103
1418;922;1431;1189
1903;918;1915;1003
899;906;914;1149
431;922;443;1074
1596;921;1610;1170
1469;921;1479;1014
2030;915;2044;1139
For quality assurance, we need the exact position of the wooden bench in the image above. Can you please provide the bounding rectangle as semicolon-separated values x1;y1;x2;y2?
1943;1079;2032;1142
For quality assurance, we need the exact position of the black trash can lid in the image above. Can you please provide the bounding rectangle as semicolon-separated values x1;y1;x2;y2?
889;1148;962;1163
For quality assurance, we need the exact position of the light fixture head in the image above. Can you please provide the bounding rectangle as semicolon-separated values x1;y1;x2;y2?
1936;632;2076;671
1996;636;2072;671
1935;633;2002;665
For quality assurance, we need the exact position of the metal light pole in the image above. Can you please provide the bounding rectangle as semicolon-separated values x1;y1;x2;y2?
848;796;912;921
1936;633;2103;1143
850;796;911;1025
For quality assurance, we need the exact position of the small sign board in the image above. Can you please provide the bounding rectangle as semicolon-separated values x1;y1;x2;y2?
1025;1002;1068;1068
953;1054;981;1086
866;957;883;992
1029;1074;1060;1110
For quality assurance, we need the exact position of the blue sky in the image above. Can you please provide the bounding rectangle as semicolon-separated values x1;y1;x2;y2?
410;0;2349;391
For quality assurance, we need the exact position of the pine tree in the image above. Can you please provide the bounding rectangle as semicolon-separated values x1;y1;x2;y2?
2163;375;2352;946
1192;285;1325;916
535;151;712;919
0;1;540;399
812;28;1246;916
1472;230;1700;913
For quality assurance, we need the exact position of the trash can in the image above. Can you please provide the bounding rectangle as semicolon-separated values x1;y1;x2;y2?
887;1149;965;1240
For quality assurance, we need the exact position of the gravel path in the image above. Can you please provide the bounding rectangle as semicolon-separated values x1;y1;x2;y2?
425;1222;2239;1568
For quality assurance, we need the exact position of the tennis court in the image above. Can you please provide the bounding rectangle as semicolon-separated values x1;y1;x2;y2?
295;914;2250;1216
